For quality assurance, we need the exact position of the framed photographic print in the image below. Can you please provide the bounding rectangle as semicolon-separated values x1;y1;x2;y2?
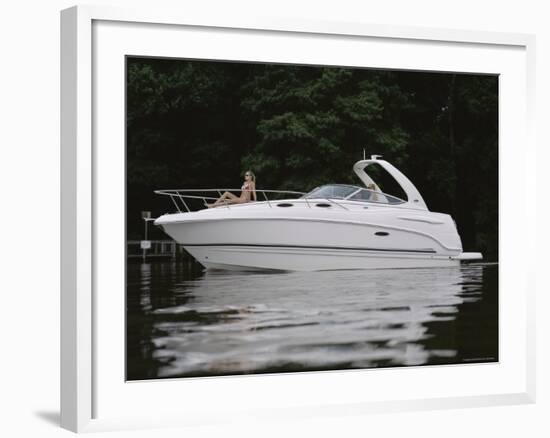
61;5;536;433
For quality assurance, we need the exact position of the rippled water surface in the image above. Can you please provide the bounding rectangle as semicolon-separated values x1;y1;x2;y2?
126;261;498;380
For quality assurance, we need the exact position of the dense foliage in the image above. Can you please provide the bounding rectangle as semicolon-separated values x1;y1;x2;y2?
127;58;498;260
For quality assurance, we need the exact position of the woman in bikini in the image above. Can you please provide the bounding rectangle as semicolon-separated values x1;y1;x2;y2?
207;170;257;208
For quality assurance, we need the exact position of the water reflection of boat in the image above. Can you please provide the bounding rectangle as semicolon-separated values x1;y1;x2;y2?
145;265;486;377
154;156;482;271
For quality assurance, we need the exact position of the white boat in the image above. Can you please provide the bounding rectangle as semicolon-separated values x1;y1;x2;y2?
154;156;482;271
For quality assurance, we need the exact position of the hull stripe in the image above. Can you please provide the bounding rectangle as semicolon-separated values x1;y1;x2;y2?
180;243;438;254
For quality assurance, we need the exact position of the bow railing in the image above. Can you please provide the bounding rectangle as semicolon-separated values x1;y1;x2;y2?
153;188;352;212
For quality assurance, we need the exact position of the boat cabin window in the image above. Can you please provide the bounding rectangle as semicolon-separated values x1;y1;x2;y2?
347;189;405;205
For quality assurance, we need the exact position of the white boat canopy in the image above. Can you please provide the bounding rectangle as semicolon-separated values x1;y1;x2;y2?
353;155;428;211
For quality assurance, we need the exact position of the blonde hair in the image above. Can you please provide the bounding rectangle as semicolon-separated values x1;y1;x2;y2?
245;170;256;183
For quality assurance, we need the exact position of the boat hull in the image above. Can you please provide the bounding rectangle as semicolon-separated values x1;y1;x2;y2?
156;208;467;271
184;244;461;271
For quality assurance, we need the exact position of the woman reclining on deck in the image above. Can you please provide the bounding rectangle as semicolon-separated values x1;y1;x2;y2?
207;170;257;208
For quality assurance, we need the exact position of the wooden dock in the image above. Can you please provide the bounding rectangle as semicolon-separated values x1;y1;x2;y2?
127;240;182;260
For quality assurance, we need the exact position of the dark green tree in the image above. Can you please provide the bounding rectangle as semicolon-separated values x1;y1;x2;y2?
240;65;410;191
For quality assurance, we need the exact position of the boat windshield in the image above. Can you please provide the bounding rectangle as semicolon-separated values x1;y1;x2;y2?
303;184;406;205
303;185;359;199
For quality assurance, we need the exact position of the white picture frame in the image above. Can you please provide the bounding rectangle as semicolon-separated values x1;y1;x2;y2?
60;4;536;433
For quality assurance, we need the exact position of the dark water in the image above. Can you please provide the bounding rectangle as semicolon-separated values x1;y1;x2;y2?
126;260;498;380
